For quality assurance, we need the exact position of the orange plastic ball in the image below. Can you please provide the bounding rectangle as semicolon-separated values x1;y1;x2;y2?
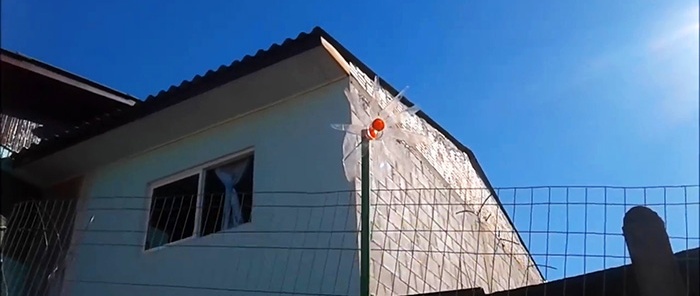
371;118;385;131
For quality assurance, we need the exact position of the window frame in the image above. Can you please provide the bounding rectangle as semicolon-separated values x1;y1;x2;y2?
143;147;255;252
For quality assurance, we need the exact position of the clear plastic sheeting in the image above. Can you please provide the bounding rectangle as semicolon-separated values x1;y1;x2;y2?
0;114;42;154
342;63;535;268
331;76;427;182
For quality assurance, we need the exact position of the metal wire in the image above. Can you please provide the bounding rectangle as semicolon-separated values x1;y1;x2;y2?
1;185;697;296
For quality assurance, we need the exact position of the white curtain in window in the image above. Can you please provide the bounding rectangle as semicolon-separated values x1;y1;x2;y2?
214;159;250;229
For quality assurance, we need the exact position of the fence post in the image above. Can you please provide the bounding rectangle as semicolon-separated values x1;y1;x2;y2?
622;206;685;296
360;136;371;296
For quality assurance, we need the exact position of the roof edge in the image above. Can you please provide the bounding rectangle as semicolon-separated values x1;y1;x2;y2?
1;48;140;105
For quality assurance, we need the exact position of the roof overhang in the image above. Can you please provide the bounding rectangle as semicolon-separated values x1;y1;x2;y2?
11;46;346;186
1;49;139;137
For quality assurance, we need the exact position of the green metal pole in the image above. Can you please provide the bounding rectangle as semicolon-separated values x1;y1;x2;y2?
360;135;371;296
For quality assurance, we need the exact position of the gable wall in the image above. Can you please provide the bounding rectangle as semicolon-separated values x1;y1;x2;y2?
344;64;544;294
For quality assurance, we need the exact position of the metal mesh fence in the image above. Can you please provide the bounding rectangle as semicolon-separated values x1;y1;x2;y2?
1;185;698;296
1;198;77;296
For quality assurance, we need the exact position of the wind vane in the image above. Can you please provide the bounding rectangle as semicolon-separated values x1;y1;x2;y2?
332;76;426;181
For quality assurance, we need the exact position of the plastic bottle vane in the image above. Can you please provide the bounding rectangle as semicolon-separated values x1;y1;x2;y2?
331;76;427;181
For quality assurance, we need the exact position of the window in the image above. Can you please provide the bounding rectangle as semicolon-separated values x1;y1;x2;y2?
145;152;254;250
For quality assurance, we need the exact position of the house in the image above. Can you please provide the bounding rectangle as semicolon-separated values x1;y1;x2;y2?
2;27;544;296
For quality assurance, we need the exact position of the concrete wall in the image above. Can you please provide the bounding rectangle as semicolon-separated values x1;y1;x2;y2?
344;64;544;295
63;79;361;296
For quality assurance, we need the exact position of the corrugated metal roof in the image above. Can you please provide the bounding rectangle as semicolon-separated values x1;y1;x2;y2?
11;28;323;166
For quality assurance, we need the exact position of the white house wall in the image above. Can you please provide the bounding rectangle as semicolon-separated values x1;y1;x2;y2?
63;79;362;296
345;64;544;294
60;62;543;296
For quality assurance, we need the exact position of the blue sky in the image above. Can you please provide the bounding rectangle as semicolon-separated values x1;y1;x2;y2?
2;0;698;283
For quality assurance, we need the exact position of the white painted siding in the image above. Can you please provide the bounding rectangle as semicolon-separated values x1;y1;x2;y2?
63;79;361;296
